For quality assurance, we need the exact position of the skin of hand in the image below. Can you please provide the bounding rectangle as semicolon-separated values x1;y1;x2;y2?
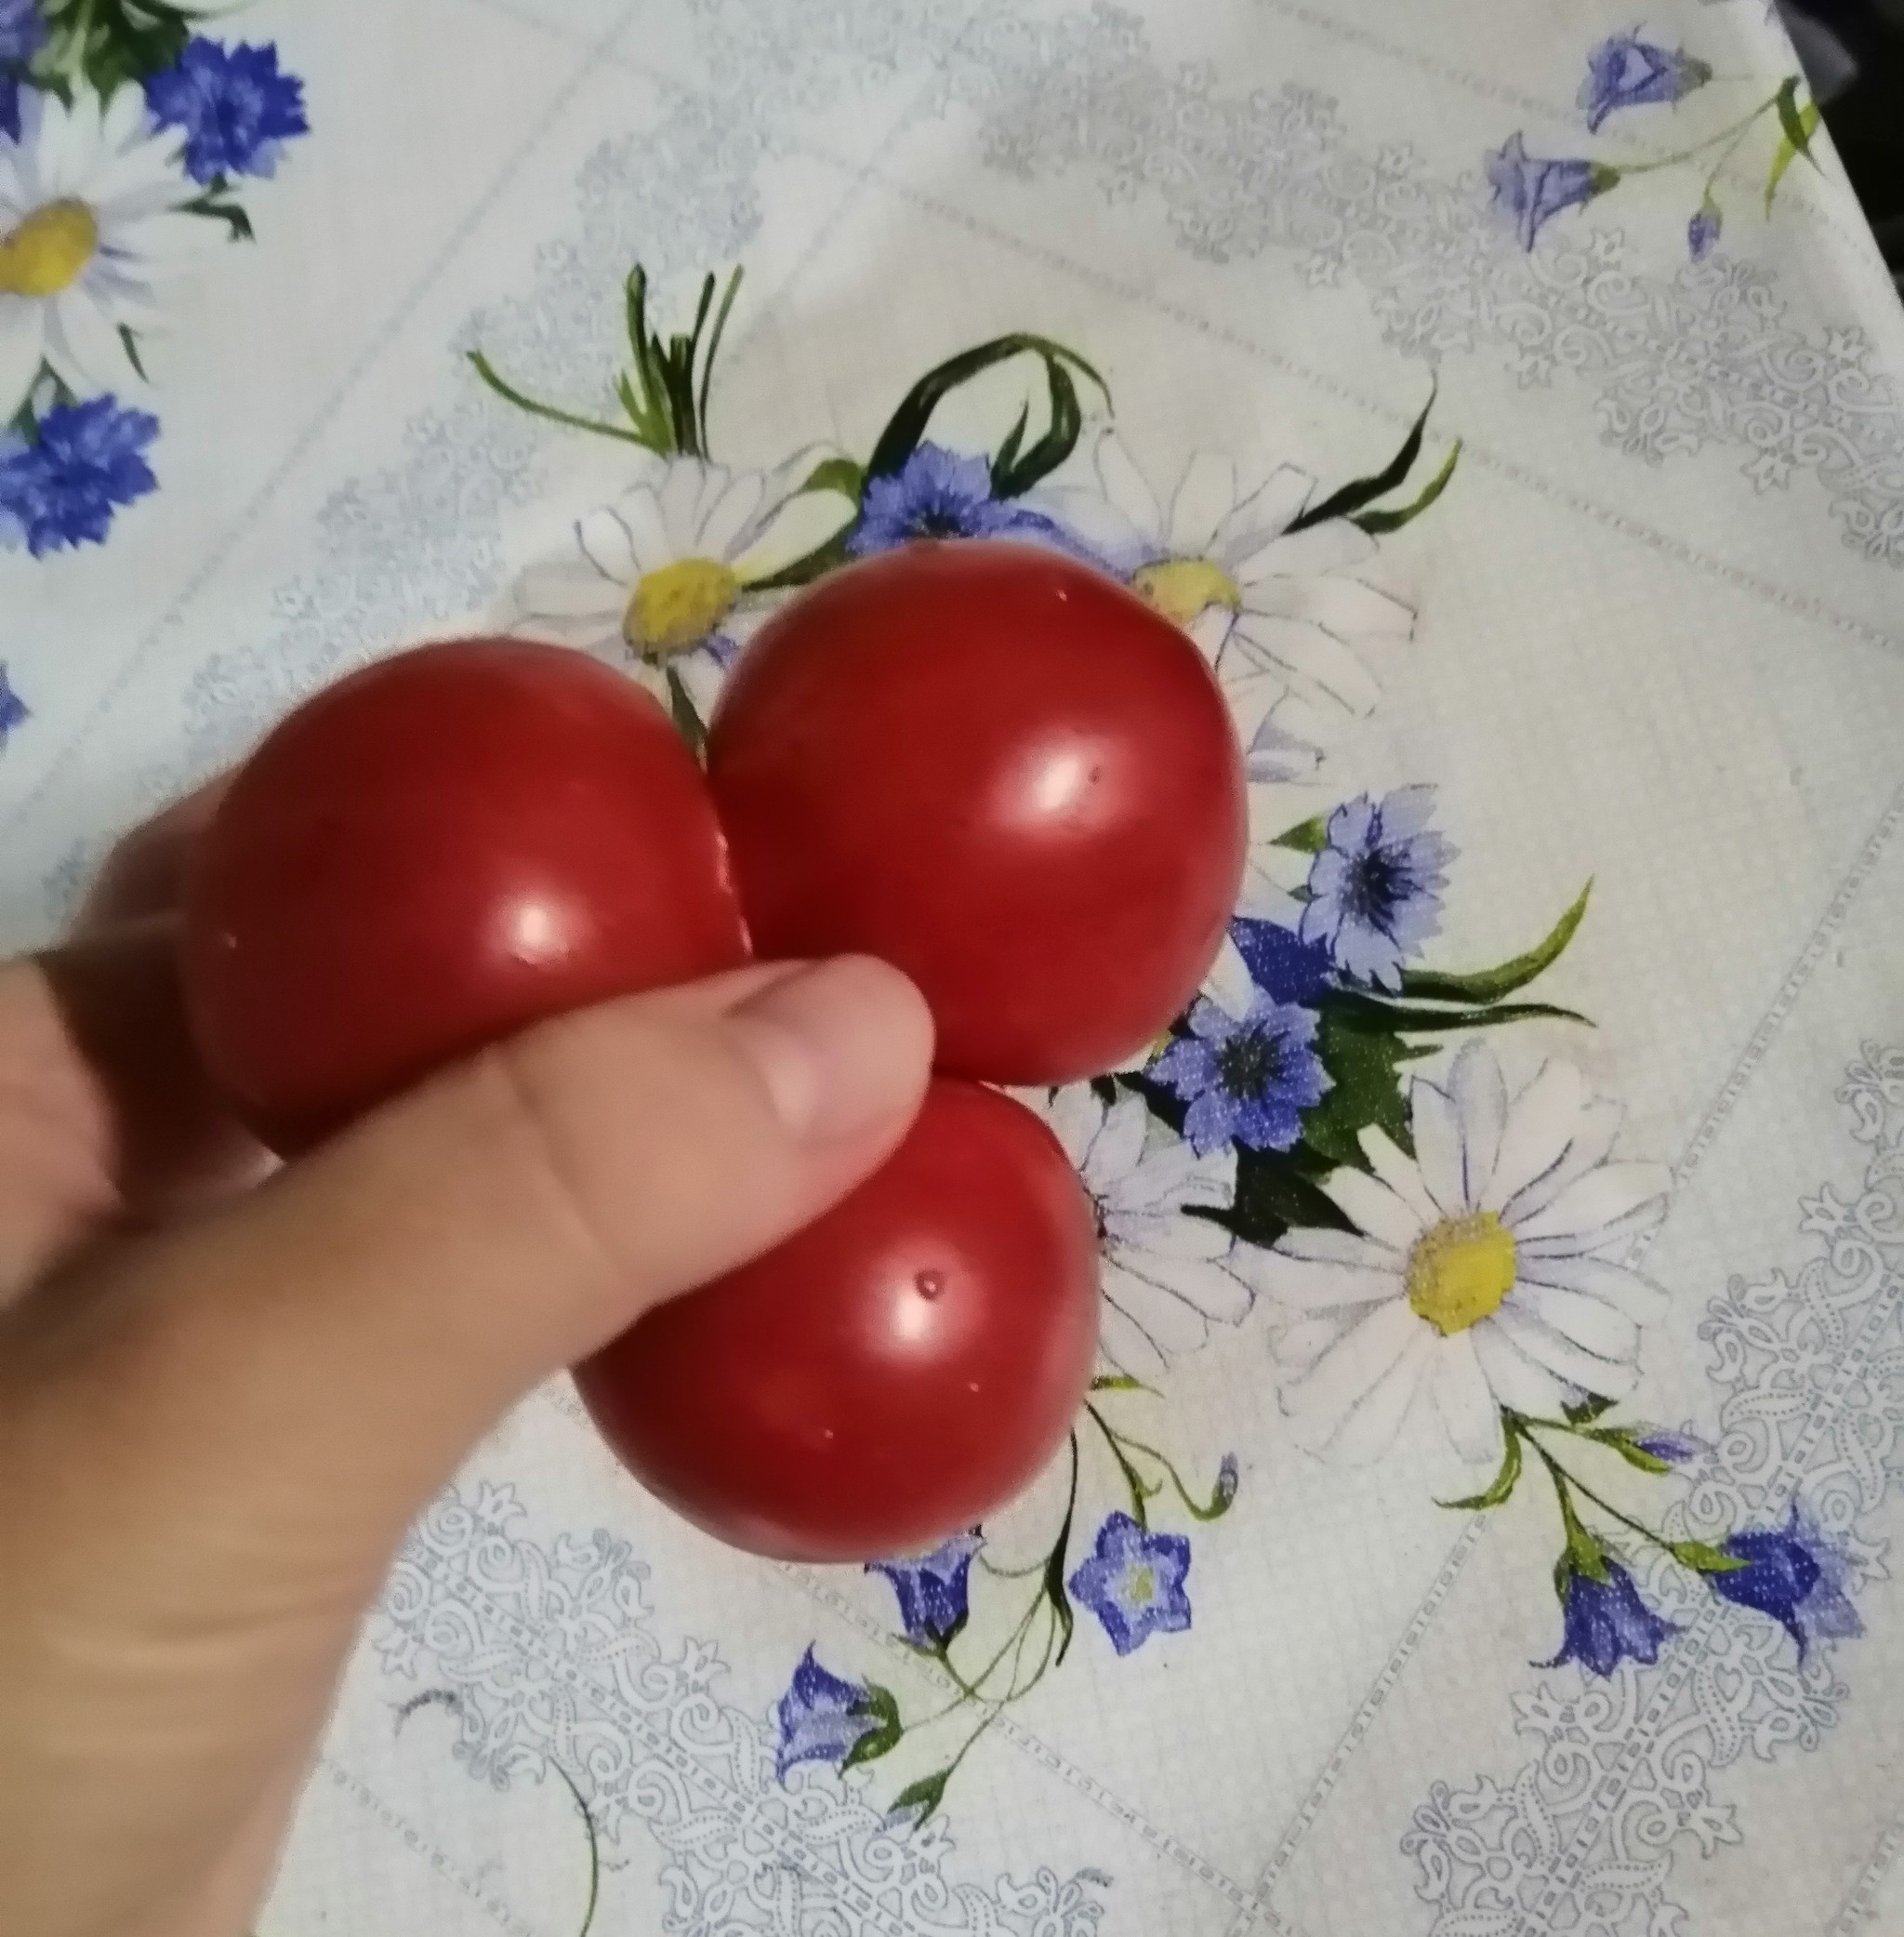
0;787;935;1937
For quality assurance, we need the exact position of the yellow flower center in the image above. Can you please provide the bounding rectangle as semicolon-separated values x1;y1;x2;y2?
623;557;740;658
1128;1564;1157;1605
1132;558;1242;629
0;200;99;299
1406;1213;1518;1337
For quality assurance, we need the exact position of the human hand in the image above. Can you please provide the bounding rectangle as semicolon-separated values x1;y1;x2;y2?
0;788;934;1937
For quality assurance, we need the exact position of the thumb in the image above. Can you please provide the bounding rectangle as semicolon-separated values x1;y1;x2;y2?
9;955;932;1595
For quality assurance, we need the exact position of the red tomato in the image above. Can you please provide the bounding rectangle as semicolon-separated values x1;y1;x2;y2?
707;540;1248;1086
182;639;748;1152
575;1079;1100;1562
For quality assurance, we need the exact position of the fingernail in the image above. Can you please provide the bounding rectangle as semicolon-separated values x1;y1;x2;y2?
727;956;933;1142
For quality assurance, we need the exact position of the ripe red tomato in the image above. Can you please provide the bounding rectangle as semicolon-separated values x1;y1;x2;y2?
182;639;749;1152
707;540;1248;1086
575;1079;1100;1562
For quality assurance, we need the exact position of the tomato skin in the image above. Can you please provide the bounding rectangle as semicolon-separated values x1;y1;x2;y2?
575;1079;1100;1562
181;639;749;1153
707;540;1249;1086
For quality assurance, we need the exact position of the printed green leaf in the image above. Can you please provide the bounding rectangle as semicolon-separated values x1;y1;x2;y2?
1289;383;1436;533
841;1683;905;1770
1299;1003;1420;1171
1322;991;1591;1036
664;666;707;760
469;351;649;449
1272;815;1329;854
888;1769;952;1824
1218;1149;1360;1251
1402;882;1592;1006
46;0;197;95
1354;439;1461;537
117;326;149;383
1562;1501;1610;1584
865;335;1109;487
801;455;866;500
1671;1539;1749;1575
1564;1394;1618;1426
1765;86;1822;210
1439;1427;1523;1510
992;358;1084;498
1045;1495;1078;1666
1592;1430;1673;1477
1090;1374;1156;1395
1175;1456;1239;1522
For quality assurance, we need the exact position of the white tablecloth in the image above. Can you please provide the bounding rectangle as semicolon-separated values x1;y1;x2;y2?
7;2;1904;1932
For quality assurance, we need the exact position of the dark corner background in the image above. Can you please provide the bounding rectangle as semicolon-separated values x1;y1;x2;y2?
1779;0;1904;295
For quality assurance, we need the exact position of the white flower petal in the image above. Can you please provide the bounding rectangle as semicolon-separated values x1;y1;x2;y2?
1273;1225;1395;1268
1517;1253;1669;1326
576;500;645;586
1234;516;1379;584
1500;1097;1625;1227
1323;1165;1429;1254
1507;1280;1640;1361
1282;1297;1425;1454
1112;1249;1253;1329
1429;1336;1506;1466
657;458;720;549
675;643;734;723
1489;1302;1638;1400
1512;1162;1672;1250
1324;1326;1435;1465
1249;1246;1404;1313
1517;1196;1667;1262
1268;1313;1344;1376
514;561;626;625
1481;1061;1592;1213
0;301;48;419
1448;1044;1509;1207
1204;933;1258;1016
1102;1261;1213;1358
1242;570;1414;644
1410;1077;1469;1218
1096;431;1164;539
1228;611;1382;715
1359;1126;1443;1232
1098;1298;1170;1380
1167;450;1237;557
44;287;129;393
1042;1085;1104;1171
698;469;768;562
1470;1320;1572;1418
1109;1138;1233;1215
1087;1095;1149;1191
733;486;854;583
1215;463;1314;557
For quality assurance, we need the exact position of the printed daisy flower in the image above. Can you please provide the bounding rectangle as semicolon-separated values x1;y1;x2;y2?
509;449;855;717
1026;428;1414;720
0;86;212;419
1039;1086;1250;1377
1246;1041;1671;1466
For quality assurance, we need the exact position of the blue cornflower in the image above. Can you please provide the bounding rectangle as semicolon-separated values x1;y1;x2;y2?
1153;992;1330;1157
1540;1560;1677;1677
773;1647;877;1782
145;37;309;185
0;398;161;557
1299;787;1453;991
867;1532;982;1650
0;0;44;67
0;664;26;747
1578;32;1712;133
1488;133;1620;249
1069;1513;1192;1656
1687;203;1722;260
1229;918;1333;1006
847;443;1072;557
1711;1504;1862;1659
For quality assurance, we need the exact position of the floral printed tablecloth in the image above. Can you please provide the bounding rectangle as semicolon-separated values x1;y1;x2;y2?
7;1;1904;1932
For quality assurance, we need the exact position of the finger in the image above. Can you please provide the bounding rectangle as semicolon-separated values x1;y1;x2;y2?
72;776;231;935
0;957;930;1937
0;922;265;1301
7;952;931;1586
